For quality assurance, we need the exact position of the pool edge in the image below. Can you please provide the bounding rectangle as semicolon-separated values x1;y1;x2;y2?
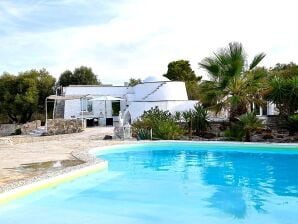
0;161;108;204
1;140;297;203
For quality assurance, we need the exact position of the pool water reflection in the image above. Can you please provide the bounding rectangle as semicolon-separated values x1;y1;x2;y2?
0;143;297;224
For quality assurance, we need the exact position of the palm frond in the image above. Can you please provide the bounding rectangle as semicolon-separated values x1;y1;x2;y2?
249;53;266;70
199;58;220;79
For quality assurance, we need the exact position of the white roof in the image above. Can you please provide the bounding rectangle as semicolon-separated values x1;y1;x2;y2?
143;76;169;83
89;96;124;101
63;86;129;96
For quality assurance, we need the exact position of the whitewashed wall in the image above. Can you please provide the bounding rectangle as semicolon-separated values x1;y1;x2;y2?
128;100;198;121
132;82;188;101
268;102;279;115
64;99;81;118
64;100;114;119
63;86;129;96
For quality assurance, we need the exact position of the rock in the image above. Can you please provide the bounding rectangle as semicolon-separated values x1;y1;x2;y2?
263;134;274;140
46;119;83;135
103;135;113;140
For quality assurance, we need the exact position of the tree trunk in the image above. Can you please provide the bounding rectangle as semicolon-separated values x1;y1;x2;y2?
20;111;33;124
8;113;18;123
229;103;248;122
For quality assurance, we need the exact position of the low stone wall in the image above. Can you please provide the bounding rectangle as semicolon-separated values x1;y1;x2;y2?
208;121;229;137
263;115;285;131
21;120;41;135
0;124;21;136
46;119;84;135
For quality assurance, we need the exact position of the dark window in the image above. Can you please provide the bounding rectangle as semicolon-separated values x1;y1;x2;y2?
262;104;267;116
112;101;120;116
254;105;260;115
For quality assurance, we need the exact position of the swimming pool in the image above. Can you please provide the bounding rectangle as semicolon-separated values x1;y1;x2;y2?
0;142;297;224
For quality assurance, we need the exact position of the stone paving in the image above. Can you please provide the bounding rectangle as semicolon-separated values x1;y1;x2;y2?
0;127;136;188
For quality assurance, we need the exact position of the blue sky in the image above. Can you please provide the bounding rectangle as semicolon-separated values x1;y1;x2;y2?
1;0;298;84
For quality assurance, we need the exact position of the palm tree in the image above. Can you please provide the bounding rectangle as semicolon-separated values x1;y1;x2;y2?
198;42;267;121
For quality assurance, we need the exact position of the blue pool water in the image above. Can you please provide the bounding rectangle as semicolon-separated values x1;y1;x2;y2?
0;142;298;224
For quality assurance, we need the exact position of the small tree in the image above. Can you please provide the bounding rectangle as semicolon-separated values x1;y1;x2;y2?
163;60;202;100
57;70;73;87
128;78;142;86
0;69;55;123
57;66;100;86
264;63;298;135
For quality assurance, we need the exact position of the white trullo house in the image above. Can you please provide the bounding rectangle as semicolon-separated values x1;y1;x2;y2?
57;76;198;125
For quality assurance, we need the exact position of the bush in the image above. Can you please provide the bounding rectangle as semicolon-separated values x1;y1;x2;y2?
286;114;298;136
182;110;193;136
192;104;210;136
153;120;182;140
224;112;263;142
224;122;244;141
132;107;182;140
137;129;151;140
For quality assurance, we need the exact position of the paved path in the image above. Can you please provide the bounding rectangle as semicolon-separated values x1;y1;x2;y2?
0;127;135;185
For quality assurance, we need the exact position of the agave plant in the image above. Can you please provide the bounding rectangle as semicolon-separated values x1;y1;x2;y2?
198;42;267;122
173;111;182;123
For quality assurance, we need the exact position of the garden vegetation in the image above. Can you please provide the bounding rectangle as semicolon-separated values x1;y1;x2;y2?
0;42;297;141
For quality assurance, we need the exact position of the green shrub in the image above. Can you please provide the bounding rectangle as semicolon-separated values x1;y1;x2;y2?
224;122;244;141
132;107;182;140
153;120;182;140
173;111;182;122
224;112;263;142
137;129;151;140
192;104;210;136
182;110;193;136
286;114;298;136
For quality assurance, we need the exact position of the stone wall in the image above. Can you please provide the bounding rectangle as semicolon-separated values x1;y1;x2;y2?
0;124;21;136
46;119;84;135
0;120;42;136
21;120;41;135
263;115;285;131
208;121;229;137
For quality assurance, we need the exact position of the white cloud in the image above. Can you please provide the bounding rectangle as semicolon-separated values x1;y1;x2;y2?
0;0;298;84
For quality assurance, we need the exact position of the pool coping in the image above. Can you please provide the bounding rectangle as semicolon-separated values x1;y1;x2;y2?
0;147;108;203
0;140;297;203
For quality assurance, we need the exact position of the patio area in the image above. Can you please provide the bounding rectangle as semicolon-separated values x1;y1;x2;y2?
0;127;135;187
